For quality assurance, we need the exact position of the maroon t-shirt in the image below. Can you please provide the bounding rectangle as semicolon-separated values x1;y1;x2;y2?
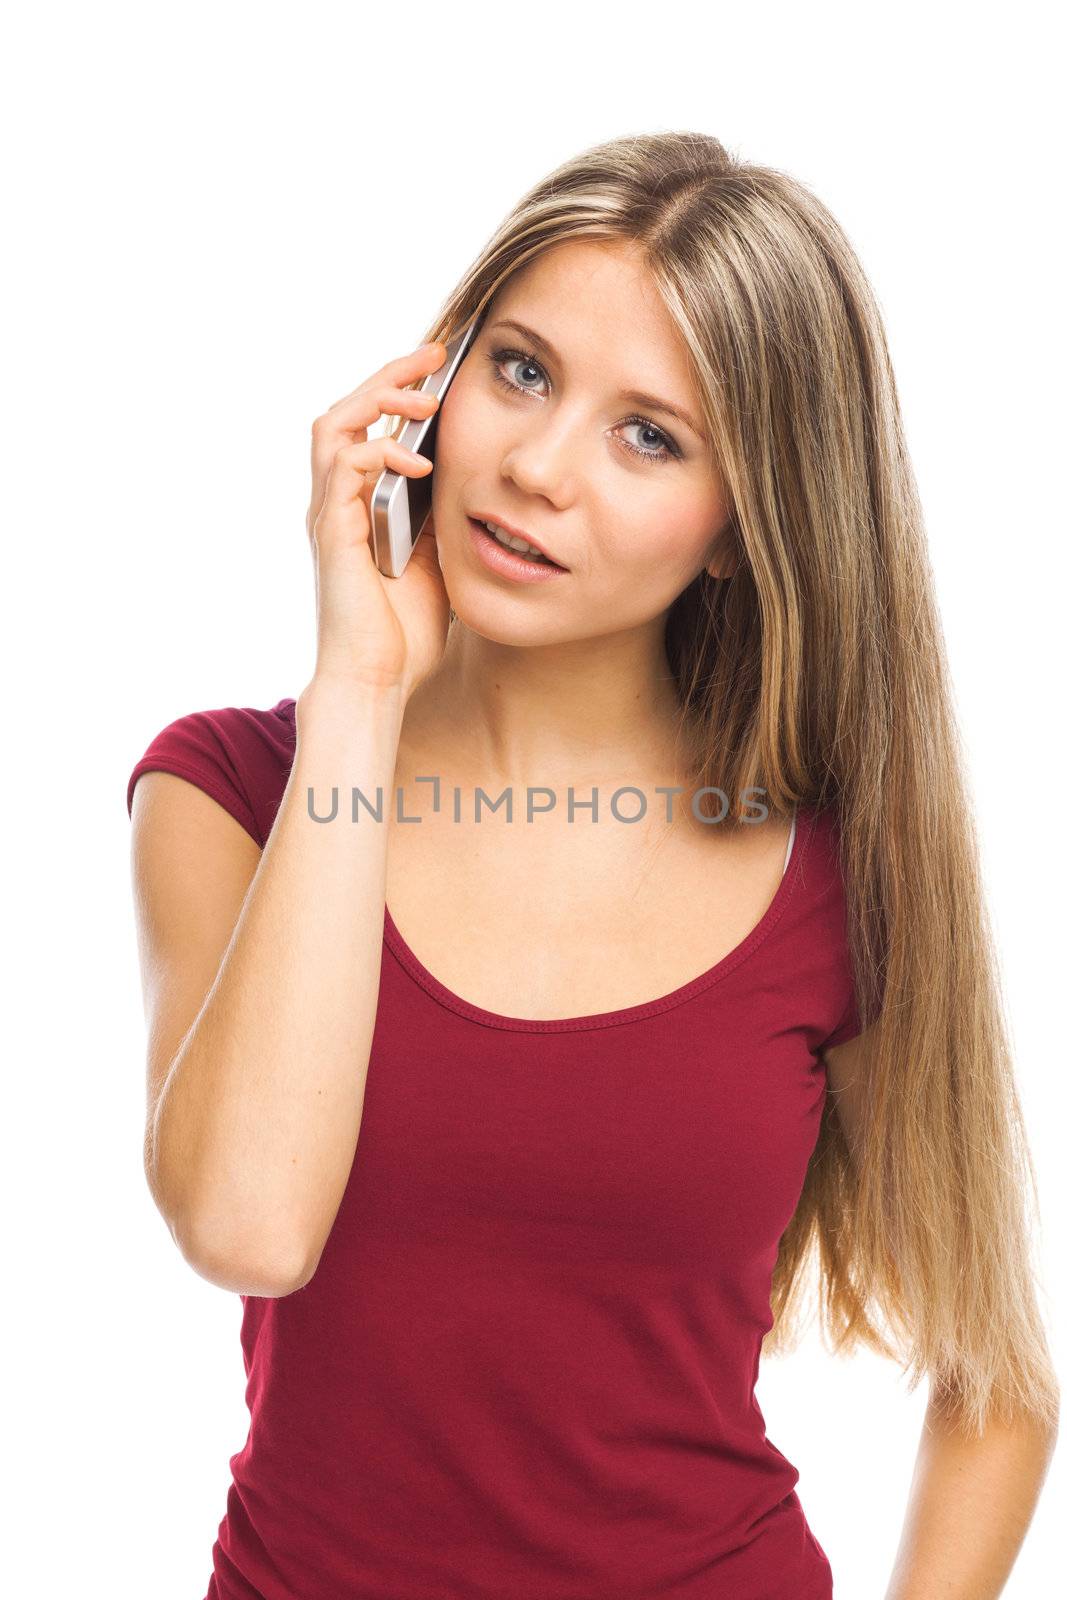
128;698;867;1599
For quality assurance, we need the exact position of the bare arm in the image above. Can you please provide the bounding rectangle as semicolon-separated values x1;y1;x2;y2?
132;680;405;1296
883;1382;1057;1599
129;338;452;1296
823;1027;1059;1594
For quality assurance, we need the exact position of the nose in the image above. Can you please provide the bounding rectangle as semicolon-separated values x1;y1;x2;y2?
497;405;582;509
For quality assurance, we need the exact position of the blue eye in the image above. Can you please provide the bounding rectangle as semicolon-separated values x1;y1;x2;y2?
493;351;546;395
485;347;683;463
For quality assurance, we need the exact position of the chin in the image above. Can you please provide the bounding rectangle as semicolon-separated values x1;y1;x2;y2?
439;580;577;649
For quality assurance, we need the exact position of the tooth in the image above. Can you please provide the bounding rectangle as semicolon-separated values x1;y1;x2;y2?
484;521;545;559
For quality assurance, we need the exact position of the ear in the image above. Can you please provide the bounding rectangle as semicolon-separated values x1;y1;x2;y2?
704;555;737;580
703;519;739;580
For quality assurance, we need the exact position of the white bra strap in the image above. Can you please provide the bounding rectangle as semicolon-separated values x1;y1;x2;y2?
782;806;798;879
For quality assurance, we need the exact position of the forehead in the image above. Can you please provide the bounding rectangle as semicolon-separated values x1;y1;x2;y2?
489;238;695;391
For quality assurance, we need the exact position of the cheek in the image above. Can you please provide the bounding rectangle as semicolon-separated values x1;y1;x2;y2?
433;378;498;476
603;488;726;573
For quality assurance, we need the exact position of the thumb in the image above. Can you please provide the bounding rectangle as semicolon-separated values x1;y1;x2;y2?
408;515;445;580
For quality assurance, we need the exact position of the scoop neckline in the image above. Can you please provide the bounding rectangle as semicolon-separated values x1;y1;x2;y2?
381;804;816;1033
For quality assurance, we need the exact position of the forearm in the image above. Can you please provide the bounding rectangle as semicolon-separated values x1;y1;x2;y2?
884;1387;1059;1599
153;679;406;1289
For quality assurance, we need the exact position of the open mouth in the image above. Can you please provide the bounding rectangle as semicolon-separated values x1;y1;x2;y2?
471;517;565;569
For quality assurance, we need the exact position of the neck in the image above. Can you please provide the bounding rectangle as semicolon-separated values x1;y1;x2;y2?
399;620;699;793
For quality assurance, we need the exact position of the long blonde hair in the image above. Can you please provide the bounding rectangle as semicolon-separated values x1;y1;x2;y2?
398;129;1059;1437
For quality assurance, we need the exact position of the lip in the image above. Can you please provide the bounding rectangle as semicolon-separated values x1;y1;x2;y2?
469;512;567;570
467;517;569;584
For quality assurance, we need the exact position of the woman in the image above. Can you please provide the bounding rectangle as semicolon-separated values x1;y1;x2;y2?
127;130;1058;1598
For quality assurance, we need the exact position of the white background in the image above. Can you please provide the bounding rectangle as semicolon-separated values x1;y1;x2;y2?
4;2;1063;1595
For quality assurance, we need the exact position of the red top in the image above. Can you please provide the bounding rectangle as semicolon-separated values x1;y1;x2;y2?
128;698;867;1600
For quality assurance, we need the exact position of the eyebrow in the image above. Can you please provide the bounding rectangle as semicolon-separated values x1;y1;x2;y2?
486;317;707;443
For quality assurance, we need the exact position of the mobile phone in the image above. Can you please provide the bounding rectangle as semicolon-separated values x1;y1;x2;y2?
370;310;487;577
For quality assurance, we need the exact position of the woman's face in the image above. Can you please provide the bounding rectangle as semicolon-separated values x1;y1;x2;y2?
430;237;734;646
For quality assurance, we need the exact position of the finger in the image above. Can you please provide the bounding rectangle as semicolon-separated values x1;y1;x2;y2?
324;342;447;414
336;382;439;419
307;350;441;541
313;437;432;543
318;383;440;443
310;381;440;494
405;517;446;583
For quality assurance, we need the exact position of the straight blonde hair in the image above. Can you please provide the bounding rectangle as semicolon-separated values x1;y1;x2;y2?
394;129;1059;1438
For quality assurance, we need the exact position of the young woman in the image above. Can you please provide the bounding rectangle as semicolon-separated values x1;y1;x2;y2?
127;130;1059;1599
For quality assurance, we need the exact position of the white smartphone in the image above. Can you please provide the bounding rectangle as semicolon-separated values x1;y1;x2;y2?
370;310;487;577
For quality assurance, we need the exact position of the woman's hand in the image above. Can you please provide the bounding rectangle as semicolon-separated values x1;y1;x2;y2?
305;340;451;702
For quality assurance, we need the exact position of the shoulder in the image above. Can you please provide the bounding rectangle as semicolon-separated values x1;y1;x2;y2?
788;798;849;900
127;697;297;848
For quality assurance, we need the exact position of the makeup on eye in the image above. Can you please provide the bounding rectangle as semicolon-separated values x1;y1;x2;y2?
484;346;685;463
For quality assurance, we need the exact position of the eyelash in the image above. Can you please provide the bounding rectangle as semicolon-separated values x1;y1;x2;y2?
485;347;683;463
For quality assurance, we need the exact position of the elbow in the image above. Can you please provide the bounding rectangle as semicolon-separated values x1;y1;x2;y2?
181;1223;315;1297
146;1156;317;1297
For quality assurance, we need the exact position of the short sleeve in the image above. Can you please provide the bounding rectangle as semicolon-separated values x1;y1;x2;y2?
821;989;865;1051
126;707;265;846
821;958;886;1051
